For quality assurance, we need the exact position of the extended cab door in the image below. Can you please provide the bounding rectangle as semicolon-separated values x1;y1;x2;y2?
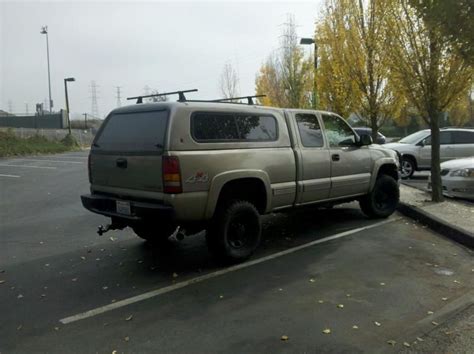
321;114;372;198
292;112;331;203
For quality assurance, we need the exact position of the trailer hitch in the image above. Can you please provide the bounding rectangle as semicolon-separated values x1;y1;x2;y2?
97;220;126;236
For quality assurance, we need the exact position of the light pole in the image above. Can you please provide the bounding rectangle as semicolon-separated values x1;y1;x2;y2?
41;26;53;113
300;37;318;109
64;77;75;134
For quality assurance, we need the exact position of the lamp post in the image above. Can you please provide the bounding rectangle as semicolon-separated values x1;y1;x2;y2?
64;77;75;134
300;37;318;109
40;26;53;113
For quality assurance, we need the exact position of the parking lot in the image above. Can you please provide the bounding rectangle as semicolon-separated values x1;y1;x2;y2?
1;151;473;353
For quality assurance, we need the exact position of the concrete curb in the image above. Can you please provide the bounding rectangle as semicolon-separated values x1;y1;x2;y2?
397;202;474;249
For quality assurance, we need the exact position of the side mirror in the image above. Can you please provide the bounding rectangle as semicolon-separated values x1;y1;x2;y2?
358;134;372;146
418;140;425;147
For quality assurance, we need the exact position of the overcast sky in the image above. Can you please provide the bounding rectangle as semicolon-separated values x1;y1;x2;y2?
1;0;322;119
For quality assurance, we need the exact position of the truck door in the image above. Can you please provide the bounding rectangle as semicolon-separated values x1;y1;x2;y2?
292;112;331;203
321;114;372;198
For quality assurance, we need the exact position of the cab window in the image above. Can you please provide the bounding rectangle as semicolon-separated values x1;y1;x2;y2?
322;114;356;147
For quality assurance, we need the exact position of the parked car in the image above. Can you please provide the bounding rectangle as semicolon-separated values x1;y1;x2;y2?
353;127;386;144
81;94;400;263
427;157;474;201
384;128;474;178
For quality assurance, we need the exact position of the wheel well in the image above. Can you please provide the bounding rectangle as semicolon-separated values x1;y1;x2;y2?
402;154;417;170
216;178;267;214
377;164;399;181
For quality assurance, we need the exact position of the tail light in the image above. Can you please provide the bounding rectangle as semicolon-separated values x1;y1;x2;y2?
163;156;182;194
88;154;92;183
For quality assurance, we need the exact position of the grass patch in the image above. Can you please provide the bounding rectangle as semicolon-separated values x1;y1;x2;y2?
0;130;79;157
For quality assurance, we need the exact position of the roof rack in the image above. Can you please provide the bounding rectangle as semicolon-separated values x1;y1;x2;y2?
211;95;266;105
127;89;198;104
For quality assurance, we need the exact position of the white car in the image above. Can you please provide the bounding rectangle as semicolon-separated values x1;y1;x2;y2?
385;128;474;178
428;157;474;201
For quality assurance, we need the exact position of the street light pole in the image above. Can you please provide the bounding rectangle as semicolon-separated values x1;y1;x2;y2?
300;37;318;109
83;113;87;129
41;26;53;113
64;77;75;135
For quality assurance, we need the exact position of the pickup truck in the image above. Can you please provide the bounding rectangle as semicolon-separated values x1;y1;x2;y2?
81;100;400;263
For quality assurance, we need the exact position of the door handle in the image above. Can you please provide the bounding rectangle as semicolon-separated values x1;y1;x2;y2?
116;158;127;169
332;154;340;162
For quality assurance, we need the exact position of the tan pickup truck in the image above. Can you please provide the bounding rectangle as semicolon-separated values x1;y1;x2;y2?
82;100;400;262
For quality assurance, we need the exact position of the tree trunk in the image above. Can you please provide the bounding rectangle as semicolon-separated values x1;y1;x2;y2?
429;113;444;202
370;113;378;142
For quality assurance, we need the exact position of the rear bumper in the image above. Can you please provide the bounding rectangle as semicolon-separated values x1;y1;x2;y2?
81;193;175;221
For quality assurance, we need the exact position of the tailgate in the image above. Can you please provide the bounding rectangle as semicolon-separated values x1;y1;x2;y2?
90;109;168;193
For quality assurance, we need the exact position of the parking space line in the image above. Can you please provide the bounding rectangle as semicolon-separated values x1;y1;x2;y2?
0;164;57;170
59;217;400;325
0;174;20;178
16;159;84;164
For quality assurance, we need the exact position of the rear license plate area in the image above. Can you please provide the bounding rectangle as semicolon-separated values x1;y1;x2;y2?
116;200;131;215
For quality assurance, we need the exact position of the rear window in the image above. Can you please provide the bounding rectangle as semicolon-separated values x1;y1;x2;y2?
453;131;474;144
192;112;278;142
95;110;168;152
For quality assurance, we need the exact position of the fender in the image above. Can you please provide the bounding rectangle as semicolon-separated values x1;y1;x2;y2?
369;158;399;191
204;170;272;219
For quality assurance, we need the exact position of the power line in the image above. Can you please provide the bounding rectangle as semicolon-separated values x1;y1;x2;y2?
116;86;122;107
90;81;100;118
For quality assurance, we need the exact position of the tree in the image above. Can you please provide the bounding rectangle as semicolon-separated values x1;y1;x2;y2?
219;62;240;99
386;0;473;201
255;15;313;108
409;0;474;63
316;0;403;140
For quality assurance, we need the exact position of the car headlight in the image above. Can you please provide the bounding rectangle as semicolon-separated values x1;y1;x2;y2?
450;168;474;178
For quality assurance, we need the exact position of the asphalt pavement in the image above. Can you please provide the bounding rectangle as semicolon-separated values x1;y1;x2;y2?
1;152;473;353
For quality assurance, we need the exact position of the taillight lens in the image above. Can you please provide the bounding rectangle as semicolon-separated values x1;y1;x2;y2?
88;154;92;183
163;156;182;194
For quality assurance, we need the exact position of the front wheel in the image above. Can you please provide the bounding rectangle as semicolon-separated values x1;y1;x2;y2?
360;175;399;218
206;200;262;263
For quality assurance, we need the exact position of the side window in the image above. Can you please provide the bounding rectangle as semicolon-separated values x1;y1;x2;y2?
453;131;474;144
235;115;277;141
322;114;356;147
424;132;453;145
192;112;278;142
295;113;324;147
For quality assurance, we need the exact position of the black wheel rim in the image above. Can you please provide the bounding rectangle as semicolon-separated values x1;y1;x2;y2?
227;214;256;250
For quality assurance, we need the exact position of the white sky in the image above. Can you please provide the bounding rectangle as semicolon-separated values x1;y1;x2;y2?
1;0;322;119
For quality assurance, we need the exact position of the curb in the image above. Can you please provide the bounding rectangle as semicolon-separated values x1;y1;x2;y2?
397;202;474;249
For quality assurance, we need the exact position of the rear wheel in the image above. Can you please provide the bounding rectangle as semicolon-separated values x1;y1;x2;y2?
206;200;262;263
400;156;415;179
360;175;399;218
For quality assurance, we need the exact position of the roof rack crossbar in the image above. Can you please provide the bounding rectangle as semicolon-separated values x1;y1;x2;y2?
127;89;198;104
212;95;266;105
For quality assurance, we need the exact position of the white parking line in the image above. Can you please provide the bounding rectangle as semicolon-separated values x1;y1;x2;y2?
0;164;57;170
15;158;84;164
0;174;20;178
59;217;399;325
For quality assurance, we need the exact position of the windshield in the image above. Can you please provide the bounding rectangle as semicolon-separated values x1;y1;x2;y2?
398;130;430;144
95;110;168;152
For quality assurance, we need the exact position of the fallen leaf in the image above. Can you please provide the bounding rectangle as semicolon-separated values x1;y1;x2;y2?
0;280;5;284
431;321;439;326
80;256;86;260
96;258;101;261
41;294;46;298
278;288;283;291
346;294;351;297
109;237;116;242
416;337;424;342
281;335;289;341
427;311;434;315
403;342;411;347
453;280;460;284
380;282;385;286
112;351;117;354
442;297;448;301
124;336;130;342
45;264;50;267
322;328;331;334
452;253;457;256
72;278;77;282
318;300;324;304
309;278;316;283
374;321;381;327
102;286;108;290
352;325;359;329
387;340;396;346
219;295;224;299
337;304;344;309
137;260;143;264
54;327;59;331
172;272;178;278
125;315;133;321
17;294;24;299
17;325;23;330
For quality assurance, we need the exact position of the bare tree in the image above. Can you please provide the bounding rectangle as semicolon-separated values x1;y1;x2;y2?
219;62;240;99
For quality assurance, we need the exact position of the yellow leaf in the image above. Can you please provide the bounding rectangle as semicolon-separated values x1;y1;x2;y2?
322;328;331;334
281;335;289;341
387;340;396;346
337;304;344;309
374;321;381;327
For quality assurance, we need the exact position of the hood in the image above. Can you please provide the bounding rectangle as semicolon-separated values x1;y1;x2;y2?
383;142;418;153
368;144;399;160
440;157;474;170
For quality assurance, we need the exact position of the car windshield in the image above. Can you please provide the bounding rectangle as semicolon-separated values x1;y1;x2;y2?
399;130;429;144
